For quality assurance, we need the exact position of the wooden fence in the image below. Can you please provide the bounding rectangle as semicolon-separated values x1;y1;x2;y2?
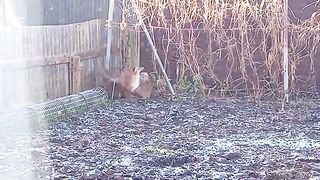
0;18;139;110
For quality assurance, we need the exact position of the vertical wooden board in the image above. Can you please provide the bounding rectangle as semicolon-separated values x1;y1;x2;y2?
28;27;35;58
91;58;95;88
0;71;5;109
60;26;66;55
76;23;81;54
52;26;58;56
57;26;63;55
54;65;61;98
82;60;88;90
3;27;8;60
56;64;61;97
17;68;28;106
53;26;59;56
23;27;30;58
99;19;106;47
0;28;3;60
93;20;98;49
38;27;45;57
21;68;29;105
28;67;36;103
70;24;75;54
14;26;21;60
34;26;41;57
4;27;11;60
85;21;90;51
39;27;45;58
79;22;84;53
1;70;8;109
61;64;69;96
2;70;12;108
84;21;89;51
46;27;52;57
60;64;69;97
65;25;71;54
80;60;86;90
70;24;74;53
32;27;39;58
64;25;70;54
26;27;32;58
46;26;51;56
0;71;3;109
38;66;47;102
5;69;17;108
88;20;93;50
72;23;77;53
43;27;49;57
81;60;95;90
4;27;10;60
28;66;46;103
51;65;57;99
45;65;53;100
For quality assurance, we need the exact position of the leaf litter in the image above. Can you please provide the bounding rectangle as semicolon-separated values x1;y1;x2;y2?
1;94;320;179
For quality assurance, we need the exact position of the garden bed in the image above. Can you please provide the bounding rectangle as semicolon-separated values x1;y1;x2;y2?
1;95;320;179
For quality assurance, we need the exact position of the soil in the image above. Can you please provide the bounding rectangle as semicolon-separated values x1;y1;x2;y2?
1;94;320;179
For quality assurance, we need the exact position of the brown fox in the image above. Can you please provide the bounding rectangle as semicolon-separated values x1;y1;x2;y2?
97;66;144;98
135;72;153;99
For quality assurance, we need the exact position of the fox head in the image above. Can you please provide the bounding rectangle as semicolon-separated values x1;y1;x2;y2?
140;72;150;82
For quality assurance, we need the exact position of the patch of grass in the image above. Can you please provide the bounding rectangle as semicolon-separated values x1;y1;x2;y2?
144;146;173;156
175;76;201;93
101;98;115;108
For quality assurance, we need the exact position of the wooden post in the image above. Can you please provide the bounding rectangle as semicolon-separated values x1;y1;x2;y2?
105;0;115;69
121;0;139;68
69;56;82;94
283;0;289;103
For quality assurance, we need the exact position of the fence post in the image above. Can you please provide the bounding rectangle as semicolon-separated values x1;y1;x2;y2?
283;0;289;103
105;0;115;70
69;56;82;94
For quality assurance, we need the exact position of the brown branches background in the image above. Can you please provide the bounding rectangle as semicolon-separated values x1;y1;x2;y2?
133;0;320;99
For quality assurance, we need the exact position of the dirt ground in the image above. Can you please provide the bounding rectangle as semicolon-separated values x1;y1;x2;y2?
1;94;320;179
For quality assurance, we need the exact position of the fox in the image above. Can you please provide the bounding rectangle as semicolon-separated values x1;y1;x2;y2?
97;66;144;99
135;72;153;99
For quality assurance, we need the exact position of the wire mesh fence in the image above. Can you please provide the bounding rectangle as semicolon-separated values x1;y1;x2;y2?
0;87;109;130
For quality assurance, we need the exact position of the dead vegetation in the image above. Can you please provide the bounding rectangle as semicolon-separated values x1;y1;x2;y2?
125;0;320;100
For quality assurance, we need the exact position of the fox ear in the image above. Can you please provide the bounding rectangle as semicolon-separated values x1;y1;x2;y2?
132;67;137;72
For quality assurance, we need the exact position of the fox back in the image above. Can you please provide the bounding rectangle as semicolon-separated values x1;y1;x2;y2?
135;72;153;99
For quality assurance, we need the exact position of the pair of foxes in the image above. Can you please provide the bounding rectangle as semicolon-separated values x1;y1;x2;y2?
98;66;153;99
